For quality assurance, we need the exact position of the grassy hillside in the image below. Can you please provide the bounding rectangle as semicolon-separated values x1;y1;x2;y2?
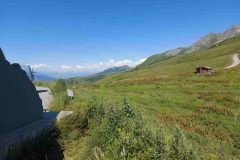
137;51;169;67
61;35;240;159
16;36;240;159
98;65;131;74
138;27;240;68
65;74;107;85
65;66;131;85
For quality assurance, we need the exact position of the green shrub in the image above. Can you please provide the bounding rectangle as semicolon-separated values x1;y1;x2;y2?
51;79;67;95
170;125;196;160
83;99;197;160
49;79;70;110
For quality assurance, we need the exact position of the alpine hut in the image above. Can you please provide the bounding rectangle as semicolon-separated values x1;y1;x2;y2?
195;67;214;74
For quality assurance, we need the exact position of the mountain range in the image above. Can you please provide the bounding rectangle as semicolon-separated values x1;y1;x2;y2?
98;65;132;74
138;25;240;67
65;65;132;85
34;25;240;80
34;73;57;81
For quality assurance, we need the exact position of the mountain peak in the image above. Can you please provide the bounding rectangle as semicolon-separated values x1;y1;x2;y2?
217;25;240;43
138;24;240;67
230;24;240;29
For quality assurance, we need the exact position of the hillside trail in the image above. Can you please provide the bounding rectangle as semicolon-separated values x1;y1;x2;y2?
225;54;240;69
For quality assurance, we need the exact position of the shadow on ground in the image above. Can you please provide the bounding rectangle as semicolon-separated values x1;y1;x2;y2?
5;111;70;160
6;127;64;160
37;90;49;93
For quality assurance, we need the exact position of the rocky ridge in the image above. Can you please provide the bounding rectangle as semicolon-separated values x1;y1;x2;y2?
138;25;240;67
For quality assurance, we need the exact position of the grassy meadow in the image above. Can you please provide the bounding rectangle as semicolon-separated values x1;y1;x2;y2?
11;36;240;160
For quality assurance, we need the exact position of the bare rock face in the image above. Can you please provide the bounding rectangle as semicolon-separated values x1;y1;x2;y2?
186;33;220;53
187;25;240;53
0;48;43;136
217;25;240;43
165;48;185;57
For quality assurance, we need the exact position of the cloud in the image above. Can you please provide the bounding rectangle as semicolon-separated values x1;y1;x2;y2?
30;58;147;73
76;65;83;69
139;58;147;63
31;64;49;68
75;58;147;72
61;65;72;70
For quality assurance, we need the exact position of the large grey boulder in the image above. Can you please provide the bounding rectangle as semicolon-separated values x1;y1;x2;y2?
0;48;43;136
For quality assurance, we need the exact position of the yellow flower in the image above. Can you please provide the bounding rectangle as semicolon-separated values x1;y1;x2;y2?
209;153;218;159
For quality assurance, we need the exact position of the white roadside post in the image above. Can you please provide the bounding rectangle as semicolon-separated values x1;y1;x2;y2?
67;89;74;100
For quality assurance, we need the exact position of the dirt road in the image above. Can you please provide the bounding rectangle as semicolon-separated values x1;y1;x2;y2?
225;54;240;69
36;86;52;110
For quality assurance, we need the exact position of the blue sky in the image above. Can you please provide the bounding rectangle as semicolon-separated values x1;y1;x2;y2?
1;0;240;77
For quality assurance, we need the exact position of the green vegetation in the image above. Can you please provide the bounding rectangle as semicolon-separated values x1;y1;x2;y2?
34;80;55;88
212;35;240;47
50;81;199;159
137;51;169;67
138;32;240;68
11;35;240;159
65;74;107;85
65;65;132;85
65;35;240;159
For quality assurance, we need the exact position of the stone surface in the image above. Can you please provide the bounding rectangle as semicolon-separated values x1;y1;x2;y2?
0;111;73;160
36;86;53;110
0;48;43;136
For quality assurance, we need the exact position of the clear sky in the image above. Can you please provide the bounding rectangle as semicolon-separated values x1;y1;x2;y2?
1;0;240;77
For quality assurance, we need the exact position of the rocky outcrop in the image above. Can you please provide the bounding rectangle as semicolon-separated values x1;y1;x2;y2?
165;48;186;57
186;33;220;53
187;25;240;53
0;48;43;136
217;25;240;43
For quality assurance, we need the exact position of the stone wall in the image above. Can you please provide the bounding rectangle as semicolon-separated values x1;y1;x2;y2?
0;48;43;136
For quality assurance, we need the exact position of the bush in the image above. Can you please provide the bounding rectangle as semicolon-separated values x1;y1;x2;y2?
51;79;67;95
82;99;197;160
49;79;70;110
170;125;195;160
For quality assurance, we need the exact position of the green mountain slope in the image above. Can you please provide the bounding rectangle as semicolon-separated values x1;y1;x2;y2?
136;51;169;67
65;74;106;85
138;25;240;67
37;35;240;159
98;65;131;74
65;65;131;85
67;34;240;86
107;35;240;82
72;35;240;158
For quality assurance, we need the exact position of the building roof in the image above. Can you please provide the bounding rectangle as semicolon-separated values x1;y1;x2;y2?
196;66;213;69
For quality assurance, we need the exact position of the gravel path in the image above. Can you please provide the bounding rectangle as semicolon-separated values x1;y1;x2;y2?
36;86;52;110
225;54;240;69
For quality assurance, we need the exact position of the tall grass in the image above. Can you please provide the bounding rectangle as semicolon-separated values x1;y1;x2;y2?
76;98;197;160
30;80;201;159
